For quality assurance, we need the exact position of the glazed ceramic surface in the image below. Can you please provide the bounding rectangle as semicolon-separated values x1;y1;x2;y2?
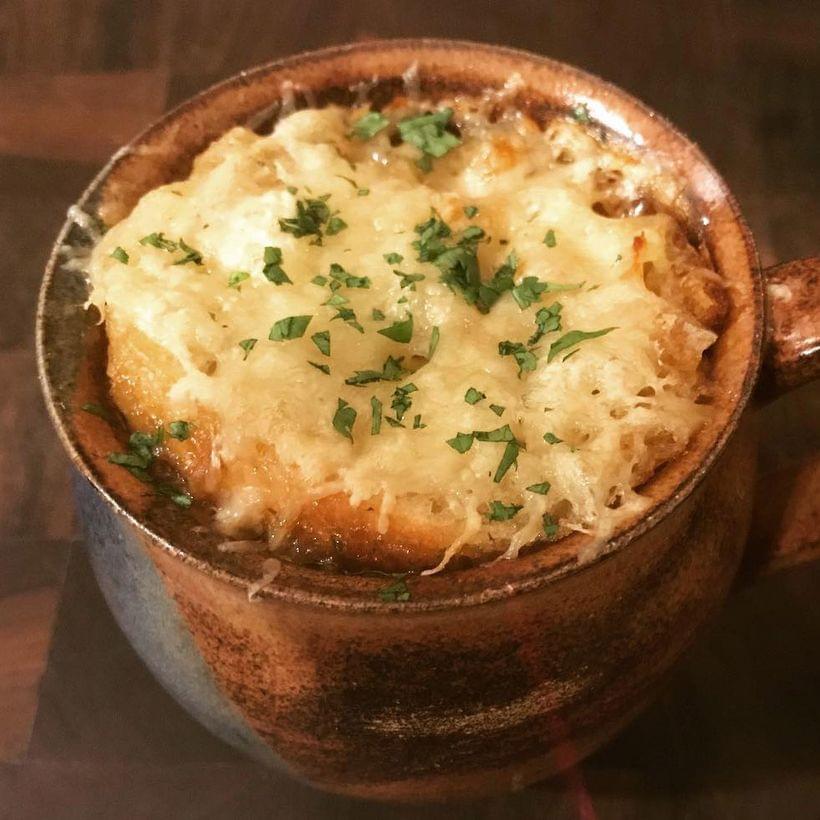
37;40;817;801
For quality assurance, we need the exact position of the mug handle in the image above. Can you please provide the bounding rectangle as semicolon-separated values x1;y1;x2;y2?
739;257;820;581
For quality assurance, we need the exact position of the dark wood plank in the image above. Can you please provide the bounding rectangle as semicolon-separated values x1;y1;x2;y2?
0;0;818;815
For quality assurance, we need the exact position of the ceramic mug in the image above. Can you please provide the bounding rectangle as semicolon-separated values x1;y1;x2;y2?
36;40;819;801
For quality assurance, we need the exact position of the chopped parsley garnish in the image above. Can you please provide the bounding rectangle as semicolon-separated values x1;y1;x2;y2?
345;355;406;386
377;576;411;602
393;269;425;290
542;513;559;538
326;215;347;235
446;424;522;482
543;229;557;248
228;270;250;289
377;313;413;343
529;302;563;344
463;205;479;218
332;398;357;441
286;185;298;195
385;417;405;428
173;238;203;266
498;340;538;377
108;428;163;482
428;326;440;358
371;308;385;321
329;305;364;334
139;233;202;265
156;483;192;508
357;187;370;197
415;212;515;314
571;103;591;124
413;414;425;429
269;314;312;341
262;246;291;284
279;195;335;244
397;108;461;169
370;397;383;435
311;330;331;356
139;232;176;251
383;252;404;265
489;404;505;417
351;111;390;140
447;432;474;453
547;327;616;362
543;432;563;444
311;275;328;286
474;424;516;443
238;338;257;360
526;481;551;495
168;420;191;441
111;246;129;264
487;501;523;521
493;440;520;483
81;403;111;420
390;383;417;422
309;361;330;375
512;278;580;310
465;387;486;405
328;262;370;290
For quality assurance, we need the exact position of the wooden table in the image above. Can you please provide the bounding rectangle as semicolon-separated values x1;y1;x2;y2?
1;2;818;817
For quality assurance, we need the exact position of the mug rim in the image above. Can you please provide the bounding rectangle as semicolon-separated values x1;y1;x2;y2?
36;37;764;611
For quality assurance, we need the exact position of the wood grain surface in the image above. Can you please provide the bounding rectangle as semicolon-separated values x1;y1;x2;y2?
0;1;817;817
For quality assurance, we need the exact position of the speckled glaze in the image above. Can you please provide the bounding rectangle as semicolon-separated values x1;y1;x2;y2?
37;41;819;801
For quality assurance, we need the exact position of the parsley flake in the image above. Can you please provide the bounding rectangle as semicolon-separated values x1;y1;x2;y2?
465;387;486;405
390;383;417;422
571;103;591;124
262;246;291;284
279;196;333;244
463;205;479;218
345;355;406;386
139;232;176;252
81;403;111;420
489;404;505;417
383;252;404;264
398;108;461;168
447;432;474;453
173;238;203;266
311;275;328;286
543;432;563;445
326;216;347;235
377;313;413;343
543;229;557;248
512;278;580;310
238;338;257;360
269;315;312;341
529;303;563;345
393;269;425;290
371;308;385;321
309;361;330;375
498;340;538;376
378;576;411;602
428;326;440;358
526;481;551;495
351;111;390;140
111;246;129;264
542;513;559;538
487;501;523;521
311;330;331;356
547;328;616;362
332;398;357;442
228;270;250;289
168;420;191;441
370;397;383;435
493;439;520;483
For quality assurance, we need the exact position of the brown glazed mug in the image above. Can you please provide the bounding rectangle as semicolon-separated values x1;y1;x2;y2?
36;40;820;801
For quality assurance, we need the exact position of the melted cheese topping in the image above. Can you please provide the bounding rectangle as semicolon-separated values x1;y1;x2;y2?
87;102;722;571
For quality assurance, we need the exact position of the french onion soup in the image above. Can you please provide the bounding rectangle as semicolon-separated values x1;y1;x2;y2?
84;96;727;573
